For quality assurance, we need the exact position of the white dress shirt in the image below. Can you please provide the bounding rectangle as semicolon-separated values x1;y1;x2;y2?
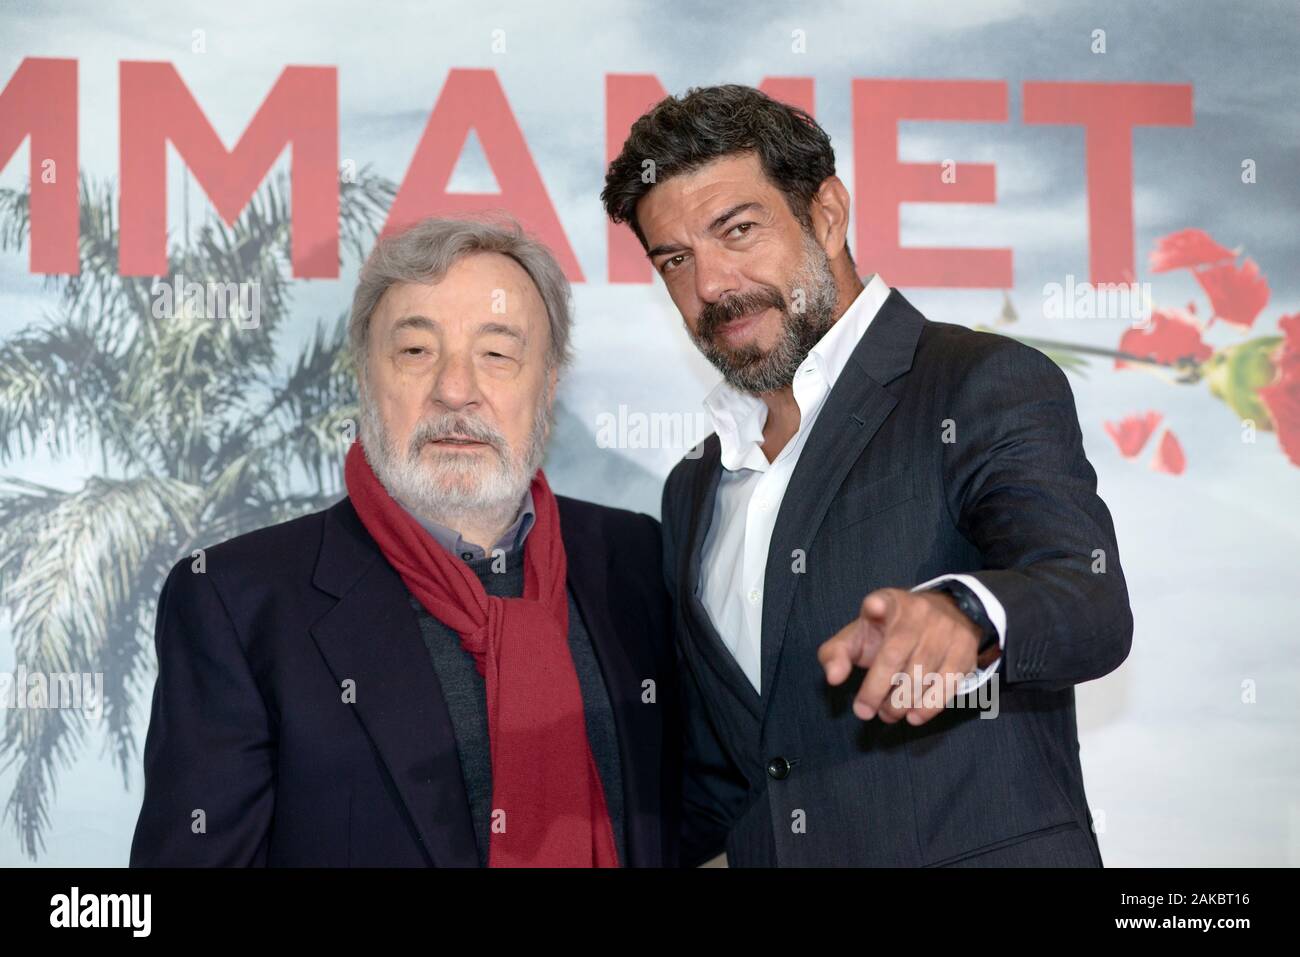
698;273;1006;696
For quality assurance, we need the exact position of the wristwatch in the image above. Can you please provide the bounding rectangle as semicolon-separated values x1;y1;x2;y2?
928;580;999;656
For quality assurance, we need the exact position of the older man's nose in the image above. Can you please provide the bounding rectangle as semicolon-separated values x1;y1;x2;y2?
431;352;480;410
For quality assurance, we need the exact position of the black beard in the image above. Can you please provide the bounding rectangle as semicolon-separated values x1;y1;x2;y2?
691;284;836;394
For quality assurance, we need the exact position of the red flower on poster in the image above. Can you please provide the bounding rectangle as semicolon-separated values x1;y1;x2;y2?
1148;228;1234;273
1195;258;1270;329
1103;412;1185;475
1257;314;1300;466
1150;430;1186;475
1104;412;1163;457
986;229;1299;473
1115;309;1212;369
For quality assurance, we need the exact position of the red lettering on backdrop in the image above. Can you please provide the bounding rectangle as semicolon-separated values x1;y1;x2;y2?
605;75;815;283
383;69;582;281
853;79;1010;288
1023;82;1193;284
0;58;78;274
119;62;338;277
2;58;1201;291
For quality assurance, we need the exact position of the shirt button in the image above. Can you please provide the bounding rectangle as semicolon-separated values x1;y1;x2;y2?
748;589;761;604
461;552;474;560
757;499;771;511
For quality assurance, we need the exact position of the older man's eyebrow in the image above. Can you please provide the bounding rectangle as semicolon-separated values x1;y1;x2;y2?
477;321;526;343
391;314;438;335
645;201;765;261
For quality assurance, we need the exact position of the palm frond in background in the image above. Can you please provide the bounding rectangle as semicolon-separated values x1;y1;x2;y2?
0;169;393;857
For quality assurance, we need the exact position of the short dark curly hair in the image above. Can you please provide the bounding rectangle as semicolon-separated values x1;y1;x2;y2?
601;84;841;251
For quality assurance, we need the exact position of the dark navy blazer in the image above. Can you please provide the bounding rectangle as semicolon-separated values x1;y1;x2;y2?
665;288;1134;867
130;495;680;867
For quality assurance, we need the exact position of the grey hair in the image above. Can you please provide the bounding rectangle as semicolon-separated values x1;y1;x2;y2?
349;216;574;382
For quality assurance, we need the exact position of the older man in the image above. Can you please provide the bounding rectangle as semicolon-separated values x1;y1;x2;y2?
130;218;680;867
603;85;1133;867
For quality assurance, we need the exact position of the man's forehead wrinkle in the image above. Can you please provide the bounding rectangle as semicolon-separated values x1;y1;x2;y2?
380;271;545;328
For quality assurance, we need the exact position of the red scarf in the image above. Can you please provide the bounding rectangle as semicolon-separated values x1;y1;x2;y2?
344;440;619;867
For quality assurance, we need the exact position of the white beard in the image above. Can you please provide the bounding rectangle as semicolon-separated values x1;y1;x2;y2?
357;381;553;532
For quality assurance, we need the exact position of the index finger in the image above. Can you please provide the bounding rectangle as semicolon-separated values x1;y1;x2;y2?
818;616;866;686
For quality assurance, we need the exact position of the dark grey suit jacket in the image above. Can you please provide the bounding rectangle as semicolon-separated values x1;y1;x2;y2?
663;287;1133;867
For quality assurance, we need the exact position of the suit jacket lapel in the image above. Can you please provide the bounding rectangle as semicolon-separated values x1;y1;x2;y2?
558;497;663;866
759;288;925;701
309;498;480;867
683;435;764;717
